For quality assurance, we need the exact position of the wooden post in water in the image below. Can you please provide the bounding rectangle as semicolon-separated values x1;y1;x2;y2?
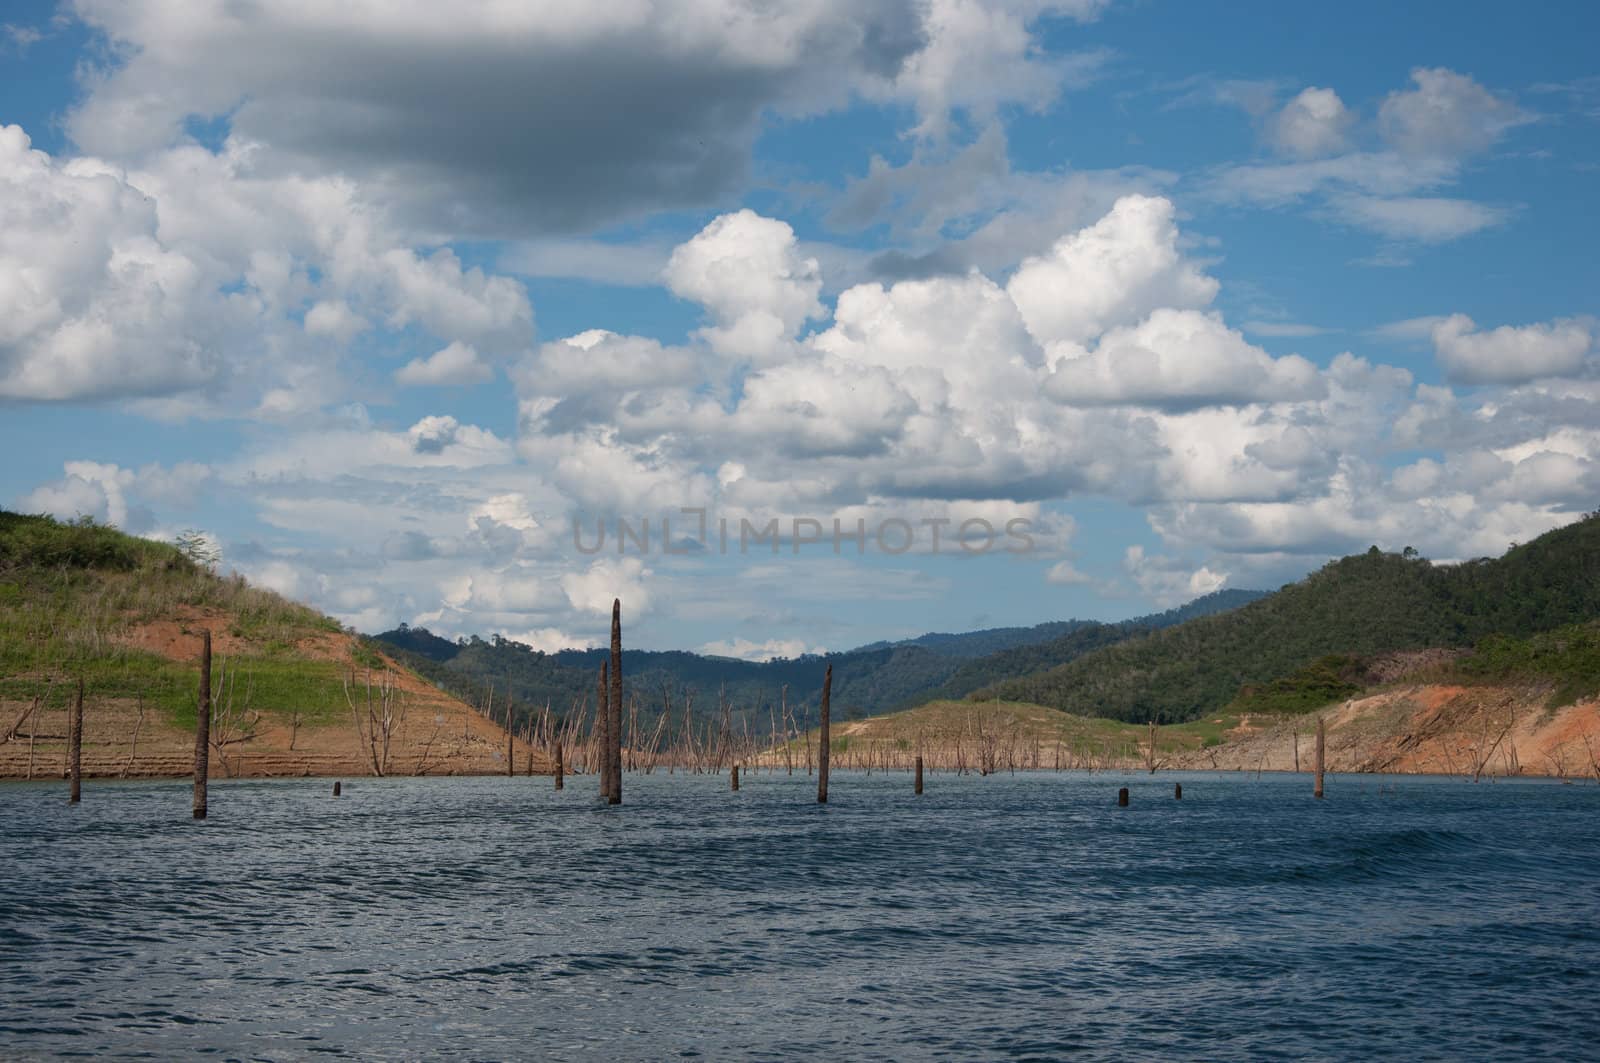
608;598;623;805
1147;721;1156;773
1118;786;1129;807
1174;782;1182;800
333;781;341;797
507;730;514;777
1314;715;1326;799
731;764;740;791
68;678;83;804
554;743;564;790
193;630;211;820
914;755;924;795
817;665;833;804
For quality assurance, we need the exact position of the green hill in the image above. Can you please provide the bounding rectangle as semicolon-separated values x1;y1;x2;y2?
373;589;1263;726
977;512;1600;722
0;511;353;723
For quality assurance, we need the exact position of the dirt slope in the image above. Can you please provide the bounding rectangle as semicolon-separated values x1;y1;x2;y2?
1171;683;1600;780
1;608;549;780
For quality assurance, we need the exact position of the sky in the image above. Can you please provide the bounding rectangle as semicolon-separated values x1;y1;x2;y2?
2;1;1597;658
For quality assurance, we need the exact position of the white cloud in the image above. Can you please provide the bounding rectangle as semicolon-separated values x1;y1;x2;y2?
664;209;824;361
1270;87;1352;159
1122;545;1228;608
561;557;653;618
1045;309;1323;409
1431;314;1593;384
1007;194;1219;346
1334;195;1512;242
1378;68;1532;159
63;1;1106;236
396;341;493;387
699;636;819;661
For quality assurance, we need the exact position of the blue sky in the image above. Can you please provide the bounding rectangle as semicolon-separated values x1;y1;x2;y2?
2;1;1596;657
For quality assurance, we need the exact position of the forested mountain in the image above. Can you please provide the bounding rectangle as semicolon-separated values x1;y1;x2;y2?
371;589;1263;726
978;513;1600;722
850;588;1263;659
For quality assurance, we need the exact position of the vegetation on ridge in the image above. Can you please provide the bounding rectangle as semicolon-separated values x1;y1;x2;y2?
978;513;1600;723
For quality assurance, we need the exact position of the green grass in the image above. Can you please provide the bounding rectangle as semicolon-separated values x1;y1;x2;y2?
0;511;354;725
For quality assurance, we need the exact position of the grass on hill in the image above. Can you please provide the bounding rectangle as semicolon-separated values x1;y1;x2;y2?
776;698;1242;768
0;511;351;722
977;512;1600;724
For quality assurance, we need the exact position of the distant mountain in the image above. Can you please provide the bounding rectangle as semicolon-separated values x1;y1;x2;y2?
977;512;1600;723
850;590;1265;659
371;588;1264;730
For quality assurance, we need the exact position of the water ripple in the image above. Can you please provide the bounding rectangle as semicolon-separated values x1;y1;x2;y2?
1;772;1597;1059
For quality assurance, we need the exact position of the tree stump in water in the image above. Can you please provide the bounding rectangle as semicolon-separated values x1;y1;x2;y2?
69;678;83;804
817;665;833;804
193;631;211;820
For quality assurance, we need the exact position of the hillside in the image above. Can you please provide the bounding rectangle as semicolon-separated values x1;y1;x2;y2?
373;589;1265;729
758;698;1235;775
979;512;1600;723
0;512;534;779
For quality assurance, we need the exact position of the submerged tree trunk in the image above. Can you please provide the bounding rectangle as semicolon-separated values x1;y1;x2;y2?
68;678;83;804
193;631;211;820
1314;715;1325;799
817;664;832;804
609;598;623;805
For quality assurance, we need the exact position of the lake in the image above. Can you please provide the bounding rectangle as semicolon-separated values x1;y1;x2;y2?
2;770;1596;1059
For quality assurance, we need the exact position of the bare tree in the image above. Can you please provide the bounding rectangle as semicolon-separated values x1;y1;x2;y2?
343;667;407;777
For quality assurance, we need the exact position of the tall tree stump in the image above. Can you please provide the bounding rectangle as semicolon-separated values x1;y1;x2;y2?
1314;715;1326;799
68;678;83;804
914;755;923;795
817;665;833;804
1118;787;1129;807
554;743;564;790
609;599;623;805
193;631;211;820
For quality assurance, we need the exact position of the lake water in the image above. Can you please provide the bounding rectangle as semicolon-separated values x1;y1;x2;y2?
2;770;1597;1060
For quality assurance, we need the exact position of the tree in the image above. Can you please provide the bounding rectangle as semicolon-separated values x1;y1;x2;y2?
175;529;220;570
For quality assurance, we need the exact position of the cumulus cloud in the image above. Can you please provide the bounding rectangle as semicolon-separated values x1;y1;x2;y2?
1122;545;1228;608
1431;314;1594;385
396;341;493;387
1045;309;1323;409
0;126;534;406
0;126;222;400
1378;68;1533;159
1207;68;1529;248
63;1;1105;236
1006;195;1219;346
699;636;819;661
1270;87;1352;159
664;210;824;361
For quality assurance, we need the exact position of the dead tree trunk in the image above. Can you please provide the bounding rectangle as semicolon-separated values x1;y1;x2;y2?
554;742;564;790
914;754;923;795
731;764;740;791
609;598;623;805
1314;715;1325;800
68;678;84;803
194;631;211;820
817;664;833;804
